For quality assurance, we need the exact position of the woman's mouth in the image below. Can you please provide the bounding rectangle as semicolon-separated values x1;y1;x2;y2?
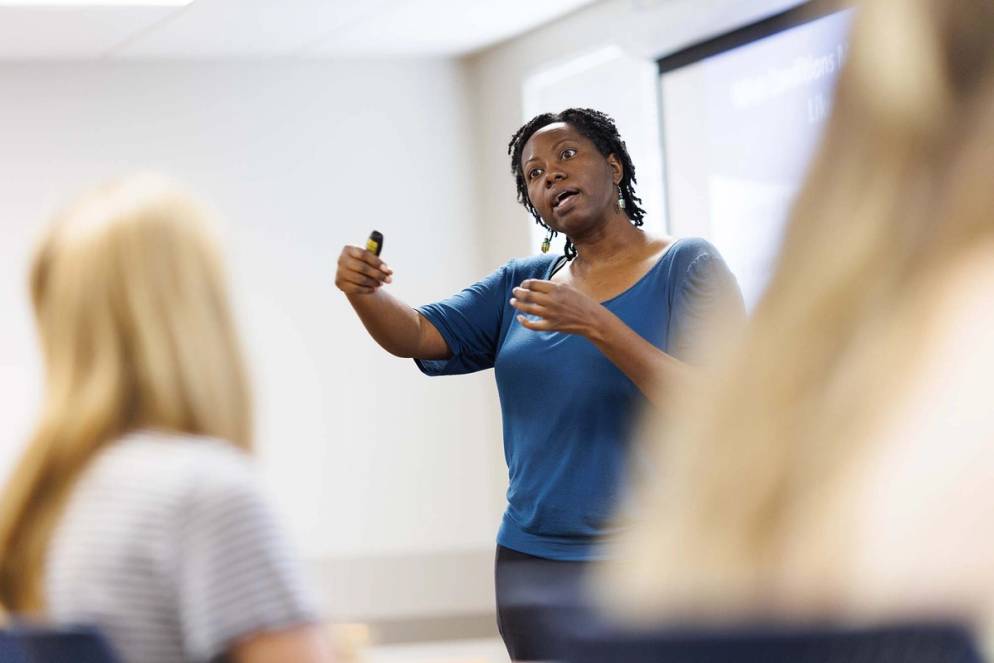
552;189;580;214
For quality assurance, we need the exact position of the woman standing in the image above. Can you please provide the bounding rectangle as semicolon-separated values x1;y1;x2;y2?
335;108;743;660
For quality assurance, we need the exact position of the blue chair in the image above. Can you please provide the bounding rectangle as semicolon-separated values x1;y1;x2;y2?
0;629;29;663
561;620;985;663
0;624;120;663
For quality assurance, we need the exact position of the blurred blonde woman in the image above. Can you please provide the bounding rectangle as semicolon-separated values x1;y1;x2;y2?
604;0;994;632
0;175;335;663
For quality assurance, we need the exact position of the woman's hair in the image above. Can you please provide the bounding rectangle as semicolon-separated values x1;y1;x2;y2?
603;0;994;618
508;107;647;260
0;174;253;612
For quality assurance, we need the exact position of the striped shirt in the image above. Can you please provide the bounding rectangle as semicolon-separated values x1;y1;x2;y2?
44;431;320;663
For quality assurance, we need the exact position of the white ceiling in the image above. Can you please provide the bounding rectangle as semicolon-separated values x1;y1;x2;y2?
0;0;600;59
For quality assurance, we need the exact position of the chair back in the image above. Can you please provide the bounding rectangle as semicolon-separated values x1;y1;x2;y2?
0;624;120;663
562;621;984;663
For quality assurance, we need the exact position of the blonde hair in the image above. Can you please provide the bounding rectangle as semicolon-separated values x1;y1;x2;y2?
0;174;253;612
605;0;994;619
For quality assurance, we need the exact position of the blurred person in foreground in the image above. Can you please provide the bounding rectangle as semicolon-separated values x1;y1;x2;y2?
0;175;335;663
601;0;994;638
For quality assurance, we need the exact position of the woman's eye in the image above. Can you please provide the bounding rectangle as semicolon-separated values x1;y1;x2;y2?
528;168;543;180
561;148;577;159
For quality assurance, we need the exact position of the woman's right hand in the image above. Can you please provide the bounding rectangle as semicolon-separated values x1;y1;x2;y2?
334;246;393;295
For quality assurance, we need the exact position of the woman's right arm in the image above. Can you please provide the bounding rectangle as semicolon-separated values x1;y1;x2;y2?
334;246;449;360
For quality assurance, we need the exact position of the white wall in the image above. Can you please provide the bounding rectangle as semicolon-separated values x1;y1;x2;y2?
0;0;814;627
0;61;505;570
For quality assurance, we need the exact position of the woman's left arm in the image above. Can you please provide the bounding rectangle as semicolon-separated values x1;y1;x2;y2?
509;280;689;405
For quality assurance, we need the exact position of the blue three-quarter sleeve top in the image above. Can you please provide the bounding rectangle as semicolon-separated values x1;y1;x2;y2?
416;238;743;561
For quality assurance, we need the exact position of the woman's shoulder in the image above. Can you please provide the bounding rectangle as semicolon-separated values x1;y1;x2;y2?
92;430;257;505
666;236;725;269
506;252;561;271
662;236;739;298
504;252;562;280
459;254;559;293
52;432;264;580
108;429;250;469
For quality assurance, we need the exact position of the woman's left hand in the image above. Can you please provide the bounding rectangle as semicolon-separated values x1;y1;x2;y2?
510;279;605;337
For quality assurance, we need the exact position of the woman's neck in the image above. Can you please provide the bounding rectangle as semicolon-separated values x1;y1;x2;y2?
570;213;647;268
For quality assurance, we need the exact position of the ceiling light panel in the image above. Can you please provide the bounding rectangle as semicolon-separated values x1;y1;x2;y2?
0;1;193;6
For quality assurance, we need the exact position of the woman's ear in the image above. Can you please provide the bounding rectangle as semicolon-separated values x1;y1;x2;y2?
607;153;624;185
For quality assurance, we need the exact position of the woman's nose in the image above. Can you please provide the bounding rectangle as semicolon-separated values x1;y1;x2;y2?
544;170;565;187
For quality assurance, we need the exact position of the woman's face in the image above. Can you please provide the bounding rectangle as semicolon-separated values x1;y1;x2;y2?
521;122;622;239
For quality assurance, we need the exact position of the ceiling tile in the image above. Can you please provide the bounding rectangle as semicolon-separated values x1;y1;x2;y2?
0;0;601;60
310;0;599;57
111;0;404;58
0;6;179;58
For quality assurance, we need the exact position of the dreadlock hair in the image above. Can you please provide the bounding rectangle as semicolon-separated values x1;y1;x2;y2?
508;108;646;260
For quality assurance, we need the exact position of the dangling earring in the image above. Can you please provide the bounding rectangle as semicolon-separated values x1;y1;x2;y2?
541;228;553;253
616;185;626;212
